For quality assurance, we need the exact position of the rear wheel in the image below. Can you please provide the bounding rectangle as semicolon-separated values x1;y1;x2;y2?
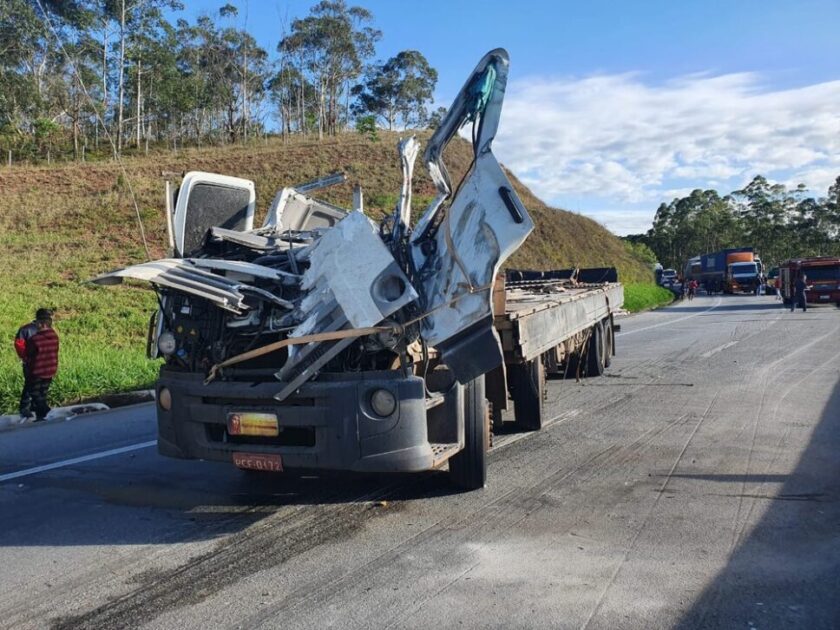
603;319;614;368
510;356;545;431
449;375;488;490
585;321;606;377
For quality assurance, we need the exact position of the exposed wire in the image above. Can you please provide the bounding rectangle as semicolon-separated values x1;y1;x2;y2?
34;0;152;260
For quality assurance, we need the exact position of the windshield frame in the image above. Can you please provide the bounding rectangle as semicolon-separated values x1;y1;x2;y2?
800;265;840;282
729;262;758;275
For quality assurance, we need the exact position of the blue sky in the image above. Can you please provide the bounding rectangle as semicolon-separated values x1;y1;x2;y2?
174;0;840;235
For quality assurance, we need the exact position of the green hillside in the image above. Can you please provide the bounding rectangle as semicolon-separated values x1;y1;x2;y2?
0;133;652;411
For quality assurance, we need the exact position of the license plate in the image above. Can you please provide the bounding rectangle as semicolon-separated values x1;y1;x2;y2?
227;412;279;437
233;452;283;472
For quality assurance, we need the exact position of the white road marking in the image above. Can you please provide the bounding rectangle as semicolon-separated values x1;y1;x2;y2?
700;340;739;358
616;298;722;337
0;440;156;483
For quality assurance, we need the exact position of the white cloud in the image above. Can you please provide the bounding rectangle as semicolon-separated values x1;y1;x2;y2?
493;71;840;234
581;209;656;236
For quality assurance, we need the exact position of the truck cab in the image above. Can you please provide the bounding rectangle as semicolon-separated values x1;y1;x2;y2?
91;49;624;491
779;257;840;305
727;260;759;293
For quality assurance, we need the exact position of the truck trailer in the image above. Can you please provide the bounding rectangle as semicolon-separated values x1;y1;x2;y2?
93;49;624;490
684;247;759;294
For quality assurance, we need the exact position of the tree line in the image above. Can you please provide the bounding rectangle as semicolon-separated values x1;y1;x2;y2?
0;0;440;163
627;175;840;270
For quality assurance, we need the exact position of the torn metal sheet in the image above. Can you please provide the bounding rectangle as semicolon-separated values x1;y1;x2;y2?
353;184;364;213
299;212;418;328
395;136;420;234
410;49;534;383
263;189;347;232
292;172;347;194
184;258;301;285
208;226;314;252
273;211;418;401
91;259;294;313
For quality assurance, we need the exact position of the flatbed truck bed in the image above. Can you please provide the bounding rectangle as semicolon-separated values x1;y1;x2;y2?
486;274;624;434
498;282;624;363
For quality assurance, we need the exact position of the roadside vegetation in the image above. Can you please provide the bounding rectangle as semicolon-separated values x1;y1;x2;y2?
626;176;840;271
622;283;675;313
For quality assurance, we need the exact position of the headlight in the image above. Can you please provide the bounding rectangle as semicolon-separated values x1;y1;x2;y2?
370;388;397;417
158;331;177;356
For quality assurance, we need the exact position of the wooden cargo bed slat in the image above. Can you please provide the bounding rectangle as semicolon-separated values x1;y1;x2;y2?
495;283;624;363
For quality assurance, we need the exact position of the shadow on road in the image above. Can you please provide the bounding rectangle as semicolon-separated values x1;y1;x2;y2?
0;457;462;547
674;377;840;629
669;473;790;483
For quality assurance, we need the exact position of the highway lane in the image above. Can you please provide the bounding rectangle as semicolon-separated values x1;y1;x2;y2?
1;293;838;629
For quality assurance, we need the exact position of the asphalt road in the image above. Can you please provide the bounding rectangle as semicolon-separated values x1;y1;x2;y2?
1;293;838;630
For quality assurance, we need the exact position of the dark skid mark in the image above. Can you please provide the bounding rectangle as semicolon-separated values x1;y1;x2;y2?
583;382;694;387
50;496;405;630
714;492;825;502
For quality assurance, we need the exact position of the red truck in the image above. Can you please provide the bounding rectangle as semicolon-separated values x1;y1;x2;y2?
779;256;840;306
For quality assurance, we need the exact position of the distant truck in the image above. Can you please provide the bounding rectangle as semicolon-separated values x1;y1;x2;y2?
779;257;840;306
684;247;760;294
659;268;677;287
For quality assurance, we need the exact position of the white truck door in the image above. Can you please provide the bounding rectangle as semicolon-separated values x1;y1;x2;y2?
173;171;256;257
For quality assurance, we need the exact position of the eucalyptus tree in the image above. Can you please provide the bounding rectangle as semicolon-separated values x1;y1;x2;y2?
352;50;438;130
282;0;380;138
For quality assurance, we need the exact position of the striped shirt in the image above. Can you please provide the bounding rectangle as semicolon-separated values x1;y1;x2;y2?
28;328;60;379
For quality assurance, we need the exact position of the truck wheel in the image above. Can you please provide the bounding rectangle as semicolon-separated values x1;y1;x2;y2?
564;350;581;379
449;375;488;490
603;319;614;368
585;321;606;377
511;357;545;431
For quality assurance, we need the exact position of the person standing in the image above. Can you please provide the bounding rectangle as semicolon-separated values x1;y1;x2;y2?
15;308;59;421
791;274;808;313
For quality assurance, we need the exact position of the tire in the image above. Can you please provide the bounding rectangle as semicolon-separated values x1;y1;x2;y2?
449;375;488;490
510;356;545;431
585;321;606;377
603;319;614;369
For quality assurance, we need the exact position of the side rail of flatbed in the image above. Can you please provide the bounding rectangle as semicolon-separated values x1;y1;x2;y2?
487;270;624;433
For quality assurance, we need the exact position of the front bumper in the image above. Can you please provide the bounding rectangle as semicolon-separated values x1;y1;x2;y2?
156;369;448;473
805;289;840;304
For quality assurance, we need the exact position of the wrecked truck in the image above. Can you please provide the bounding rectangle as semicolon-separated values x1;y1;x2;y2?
94;49;623;490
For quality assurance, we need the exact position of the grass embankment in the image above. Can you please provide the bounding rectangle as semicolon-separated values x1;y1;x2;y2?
622;283;675;312
0;132;654;412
